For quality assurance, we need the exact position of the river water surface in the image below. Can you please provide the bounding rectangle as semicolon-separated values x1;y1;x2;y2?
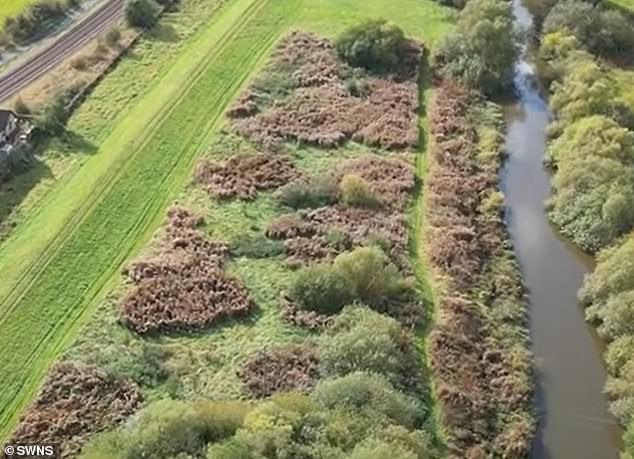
502;1;623;457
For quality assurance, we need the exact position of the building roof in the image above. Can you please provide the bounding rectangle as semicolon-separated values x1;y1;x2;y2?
0;109;17;131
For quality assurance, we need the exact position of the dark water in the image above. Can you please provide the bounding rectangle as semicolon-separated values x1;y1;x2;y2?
501;0;623;457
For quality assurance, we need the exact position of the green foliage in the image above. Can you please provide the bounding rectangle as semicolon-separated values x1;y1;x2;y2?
587;290;634;340
581;237;634;305
335;20;410;73
277;175;338;209
312;372;422;429
126;0;161;29
339;174;382;208
36;92;69;135
349;439;417;459
319;306;418;389
105;27;121;48
289;264;355;314
81;400;251;459
543;0;634;55
537;32;588;84
229;234;285;258
2;0;75;46
333;246;408;304
548;116;634;252
432;0;518;94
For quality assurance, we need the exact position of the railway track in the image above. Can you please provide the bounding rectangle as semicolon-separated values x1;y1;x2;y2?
0;0;125;103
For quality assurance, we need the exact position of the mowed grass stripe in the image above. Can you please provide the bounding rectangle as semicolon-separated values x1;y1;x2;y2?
0;0;298;438
0;0;263;319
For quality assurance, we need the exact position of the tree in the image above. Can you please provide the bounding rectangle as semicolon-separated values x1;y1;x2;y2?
36;92;69;135
125;0;160;29
335;20;410;73
432;0;518;94
319;306;418;389
543;0;634;55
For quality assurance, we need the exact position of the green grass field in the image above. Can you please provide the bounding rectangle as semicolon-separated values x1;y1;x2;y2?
0;0;37;23
0;0;454;440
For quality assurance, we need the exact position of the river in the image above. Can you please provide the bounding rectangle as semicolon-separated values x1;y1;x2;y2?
502;0;623;457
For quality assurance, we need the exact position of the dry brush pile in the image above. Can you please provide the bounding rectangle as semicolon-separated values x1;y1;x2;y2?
10;362;141;458
194;152;300;200
266;154;416;269
228;32;422;150
425;83;534;458
237;345;320;398
120;207;254;335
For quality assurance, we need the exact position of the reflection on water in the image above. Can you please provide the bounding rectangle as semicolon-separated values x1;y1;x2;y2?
501;0;623;457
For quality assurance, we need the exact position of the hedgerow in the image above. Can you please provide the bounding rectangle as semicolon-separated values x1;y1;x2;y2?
425;82;534;456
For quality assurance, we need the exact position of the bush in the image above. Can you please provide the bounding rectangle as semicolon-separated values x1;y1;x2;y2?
277;175;338;209
81;400;251;459
581;237;634;306
36;91;69;135
543;0;634;55
319;306;419;389
125;0;160;29
432;0;518;94
229;234;284;258
288;264;355;315
589;290;634;340
349;439;417;459
333;246;408;304
3;0;73;45
340;174;382;208
312;372;422;429
105;27;121;47
335;20;409;73
13;97;30;116
548;116;634;252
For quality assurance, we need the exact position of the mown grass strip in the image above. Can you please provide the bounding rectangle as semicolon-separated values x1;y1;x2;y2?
0;0;299;438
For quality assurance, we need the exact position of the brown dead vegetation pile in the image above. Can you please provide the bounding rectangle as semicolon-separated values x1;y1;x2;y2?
11;362;141;458
279;292;334;330
425;83;533;457
266;206;409;268
229;32;421;150
336;155;416;210
120;207;253;335
237;345;319;397
194;153;300;200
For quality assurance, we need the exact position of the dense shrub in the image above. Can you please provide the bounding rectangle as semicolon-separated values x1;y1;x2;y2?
332;246;409;305
319;306;420;390
125;0;161;29
288;263;355;315
229;234;285;258
277;174;338;209
339;174;382;208
543;0;634;55
2;0;76;46
81;400;251;459
547;116;634;252
313;372;422;428
432;0;518;94
335;20;410;74
36;91;70;135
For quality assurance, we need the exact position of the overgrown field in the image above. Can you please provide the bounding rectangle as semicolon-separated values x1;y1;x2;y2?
13;22;449;458
0;0;302;438
0;0;455;445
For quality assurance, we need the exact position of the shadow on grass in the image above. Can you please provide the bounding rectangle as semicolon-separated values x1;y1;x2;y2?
0;129;98;242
